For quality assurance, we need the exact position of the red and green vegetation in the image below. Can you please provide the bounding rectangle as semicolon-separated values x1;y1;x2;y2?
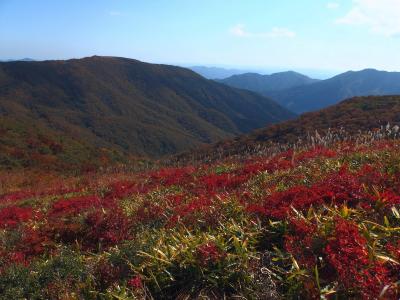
1;126;400;299
0;116;128;172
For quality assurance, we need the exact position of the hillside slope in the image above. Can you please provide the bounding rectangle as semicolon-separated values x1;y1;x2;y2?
218;71;318;94
0;56;294;157
268;69;400;113
0;116;125;171
2;130;400;299
179;95;400;159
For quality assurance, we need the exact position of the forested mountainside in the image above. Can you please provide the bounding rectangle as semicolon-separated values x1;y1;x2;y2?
0;56;294;158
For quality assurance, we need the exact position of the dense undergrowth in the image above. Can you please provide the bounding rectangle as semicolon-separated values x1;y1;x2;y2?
1;130;400;299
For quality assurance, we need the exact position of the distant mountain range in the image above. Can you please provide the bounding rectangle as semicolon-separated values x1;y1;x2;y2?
218;68;400;114
217;71;319;94
180;95;400;160
267;69;400;113
188;66;251;79
0;58;35;62
0;56;294;158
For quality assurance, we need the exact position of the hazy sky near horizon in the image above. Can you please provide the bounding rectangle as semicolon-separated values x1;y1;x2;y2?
1;0;400;73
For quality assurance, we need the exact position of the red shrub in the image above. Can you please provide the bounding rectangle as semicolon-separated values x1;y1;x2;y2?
149;166;195;186
9;251;28;266
378;190;400;206
239;151;294;177
94;259;128;288
134;200;164;225
83;208;132;250
263;185;322;219
168;195;216;227
196;242;226;266
106;181;138;199
0;206;33;228
285;218;319;268
197;173;248;192
324;218;392;298
295;146;337;162
19;227;54;257
0;191;36;203
128;275;143;289
49;195;102;216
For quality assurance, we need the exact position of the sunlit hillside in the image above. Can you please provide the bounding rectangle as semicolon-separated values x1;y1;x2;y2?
1;122;400;298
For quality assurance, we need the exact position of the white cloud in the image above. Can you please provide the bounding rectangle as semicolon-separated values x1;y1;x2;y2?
109;11;123;16
230;24;295;39
327;2;340;9
230;24;247;37
336;0;400;37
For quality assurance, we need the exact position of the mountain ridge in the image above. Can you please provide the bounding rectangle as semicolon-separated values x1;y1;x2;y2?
217;71;319;95
188;66;250;79
266;68;400;113
0;56;295;158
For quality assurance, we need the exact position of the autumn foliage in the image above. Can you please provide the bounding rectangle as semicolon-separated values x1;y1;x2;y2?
1;135;400;298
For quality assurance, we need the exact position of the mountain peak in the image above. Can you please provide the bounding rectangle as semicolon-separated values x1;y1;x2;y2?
218;71;318;94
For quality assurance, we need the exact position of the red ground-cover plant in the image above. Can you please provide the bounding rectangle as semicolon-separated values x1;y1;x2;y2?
166;195;225;228
239;151;294;177
376;190;400;207
284;218;320;268
134;200;164;225
149;166;195;186
0;185;83;205
0;206;34;228
18;227;54;258
8;251;28;266
165;193;186;206
246;185;322;219
324;218;369;282
93;259;129;288
196;242;226;266
314;165;367;206
44;221;85;245
49;195;102;217
2;138;400;298
386;241;400;261
0;190;36;203
324;218;393;299
128;275;143;289
41;199;131;251
284;216;399;298
197;173;248;192
83;208;132;250
295;146;337;162
105;181;141;199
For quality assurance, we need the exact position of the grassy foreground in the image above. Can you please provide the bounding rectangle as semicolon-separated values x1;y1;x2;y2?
1;135;400;299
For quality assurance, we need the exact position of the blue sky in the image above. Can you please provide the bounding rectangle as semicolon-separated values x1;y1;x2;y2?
1;0;400;76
